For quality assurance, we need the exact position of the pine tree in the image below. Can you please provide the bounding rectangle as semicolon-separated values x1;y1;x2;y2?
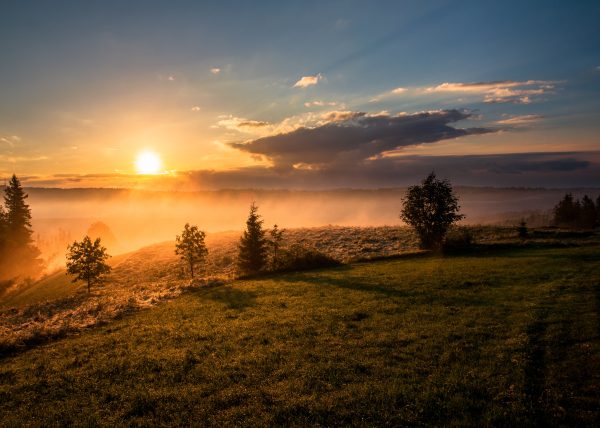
553;193;579;227
580;195;596;229
0;204;7;250
4;174;33;246
0;175;43;279
237;203;268;276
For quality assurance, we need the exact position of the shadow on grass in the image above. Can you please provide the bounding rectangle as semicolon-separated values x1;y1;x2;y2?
199;286;258;310
277;266;416;299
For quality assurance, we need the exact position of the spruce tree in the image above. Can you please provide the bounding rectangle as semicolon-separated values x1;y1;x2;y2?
4;174;33;246
553;193;579;227
580;195;596;229
0;205;7;250
0;175;43;279
237;203;267;276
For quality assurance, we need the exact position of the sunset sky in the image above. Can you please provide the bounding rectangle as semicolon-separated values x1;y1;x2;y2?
1;0;599;189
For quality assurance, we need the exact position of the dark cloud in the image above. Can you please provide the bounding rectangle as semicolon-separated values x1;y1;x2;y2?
229;109;493;168
18;152;599;190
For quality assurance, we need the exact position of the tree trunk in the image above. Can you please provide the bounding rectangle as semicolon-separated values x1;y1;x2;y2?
190;262;194;279
87;279;91;293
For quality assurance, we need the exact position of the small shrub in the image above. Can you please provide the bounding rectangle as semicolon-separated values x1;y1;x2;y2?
517;221;528;238
276;244;341;272
442;227;473;253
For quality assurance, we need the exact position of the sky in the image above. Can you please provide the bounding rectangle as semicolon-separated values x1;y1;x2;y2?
1;0;599;189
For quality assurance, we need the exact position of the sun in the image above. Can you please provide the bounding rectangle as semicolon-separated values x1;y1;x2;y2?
135;150;162;175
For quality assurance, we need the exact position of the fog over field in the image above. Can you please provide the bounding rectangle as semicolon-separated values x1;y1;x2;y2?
26;186;599;257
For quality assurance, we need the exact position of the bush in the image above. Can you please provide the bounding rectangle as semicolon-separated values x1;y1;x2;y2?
517;221;528;238
276;244;341;272
442;227;473;253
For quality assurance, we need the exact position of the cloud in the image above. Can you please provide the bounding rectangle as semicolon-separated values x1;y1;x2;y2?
293;74;323;88
0;154;48;163
210;68;221;75
167;75;175;81
191;106;201;112
215;116;273;135
496;114;544;126
391;87;407;94
304;101;338;108
370;87;408;102
229;109;494;168
425;80;556;104
0;135;21;148
334;18;351;30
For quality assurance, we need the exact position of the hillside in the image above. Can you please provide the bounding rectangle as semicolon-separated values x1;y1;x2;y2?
1;244;599;426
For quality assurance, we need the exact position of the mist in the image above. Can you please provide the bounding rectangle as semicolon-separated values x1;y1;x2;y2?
26;186;599;268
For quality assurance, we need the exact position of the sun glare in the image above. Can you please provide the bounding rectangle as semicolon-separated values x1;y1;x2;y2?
135;151;162;175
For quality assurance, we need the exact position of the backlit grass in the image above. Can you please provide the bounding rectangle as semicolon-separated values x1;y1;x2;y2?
1;244;599;426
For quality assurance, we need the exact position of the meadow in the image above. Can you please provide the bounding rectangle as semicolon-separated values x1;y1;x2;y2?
1;231;599;426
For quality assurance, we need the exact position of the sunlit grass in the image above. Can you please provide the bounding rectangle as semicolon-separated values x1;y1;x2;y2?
1;243;599;425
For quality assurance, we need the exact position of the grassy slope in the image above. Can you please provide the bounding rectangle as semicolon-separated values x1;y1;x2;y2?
0;252;133;308
1;245;599;426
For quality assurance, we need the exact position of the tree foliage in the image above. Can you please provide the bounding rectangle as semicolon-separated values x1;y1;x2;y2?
66;236;111;293
268;224;285;270
237;203;268;276
4;174;33;246
175;223;208;279
400;172;464;250
553;193;599;229
0;174;42;279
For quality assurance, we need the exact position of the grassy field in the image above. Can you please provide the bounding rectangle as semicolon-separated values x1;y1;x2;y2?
1;243;599;426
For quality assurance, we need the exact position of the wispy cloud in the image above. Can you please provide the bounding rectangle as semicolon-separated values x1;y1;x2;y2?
334;18;351;30
191;106;201;112
215;116;273;135
370;87;408;102
496;114;544;125
304;100;338;107
293;74;323;88
210;67;221;75
425;80;556;104
1;135;20;147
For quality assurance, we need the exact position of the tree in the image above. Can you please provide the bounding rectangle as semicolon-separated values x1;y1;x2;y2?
66;236;111;293
4;174;33;246
553;193;579;227
580;195;596;229
400;172;464;250
268;224;285;270
237;202;268;275
175;223;208;279
0;205;7;250
0;175;43;279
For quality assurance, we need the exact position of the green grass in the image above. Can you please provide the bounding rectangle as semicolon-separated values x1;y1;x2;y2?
1;245;599;426
0;252;133;308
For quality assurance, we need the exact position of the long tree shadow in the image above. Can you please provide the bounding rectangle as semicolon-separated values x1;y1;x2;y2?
198;286;258;310
280;270;417;299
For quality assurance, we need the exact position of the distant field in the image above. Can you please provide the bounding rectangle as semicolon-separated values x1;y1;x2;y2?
1;243;599;426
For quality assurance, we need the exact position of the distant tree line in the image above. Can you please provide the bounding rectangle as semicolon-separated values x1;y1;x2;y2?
0;175;43;281
552;193;600;229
